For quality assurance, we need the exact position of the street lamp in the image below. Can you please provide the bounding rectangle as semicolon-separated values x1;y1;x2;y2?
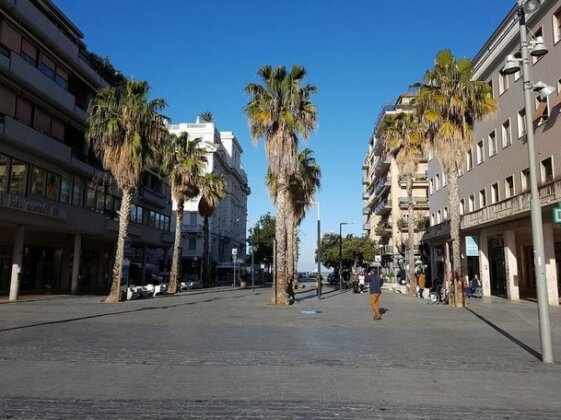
500;0;554;363
339;221;356;290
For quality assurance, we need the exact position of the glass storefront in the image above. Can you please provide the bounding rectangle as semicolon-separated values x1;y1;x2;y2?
20;245;63;291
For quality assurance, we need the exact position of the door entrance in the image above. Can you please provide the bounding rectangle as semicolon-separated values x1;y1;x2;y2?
489;238;506;297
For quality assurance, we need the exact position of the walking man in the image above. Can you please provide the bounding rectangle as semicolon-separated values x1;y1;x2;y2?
367;268;384;320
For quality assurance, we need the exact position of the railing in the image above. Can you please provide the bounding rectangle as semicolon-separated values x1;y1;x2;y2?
374;155;390;175
374;199;392;215
398;197;429;209
0;42;10;58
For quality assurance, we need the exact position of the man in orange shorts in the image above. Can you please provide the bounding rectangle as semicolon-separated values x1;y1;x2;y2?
366;268;384;320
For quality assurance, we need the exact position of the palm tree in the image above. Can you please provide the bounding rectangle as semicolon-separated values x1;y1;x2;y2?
199;111;214;123
244;65;318;305
290;149;321;285
382;112;424;297
87;79;167;303
417;50;496;306
197;173;227;286
162;132;208;294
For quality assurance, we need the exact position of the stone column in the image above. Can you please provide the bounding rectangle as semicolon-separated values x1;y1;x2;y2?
9;226;25;301
504;230;520;301
542;223;560;306
479;233;491;297
70;234;82;295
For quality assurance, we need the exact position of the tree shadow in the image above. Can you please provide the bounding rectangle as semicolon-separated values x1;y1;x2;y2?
0;292;246;334
466;307;542;361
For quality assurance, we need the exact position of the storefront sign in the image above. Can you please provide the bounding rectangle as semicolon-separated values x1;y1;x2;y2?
0;192;63;219
465;236;479;257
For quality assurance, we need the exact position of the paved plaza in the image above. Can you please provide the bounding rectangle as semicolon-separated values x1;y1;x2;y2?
0;285;560;419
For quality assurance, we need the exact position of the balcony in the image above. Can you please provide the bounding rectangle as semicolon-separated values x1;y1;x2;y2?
380;244;394;255
399;173;428;186
6;52;76;113
362;206;370;215
374;176;391;196
184;224;203;233
374;221;392;236
374;199;392;215
374;156;391;175
398;197;429;209
138;186;168;209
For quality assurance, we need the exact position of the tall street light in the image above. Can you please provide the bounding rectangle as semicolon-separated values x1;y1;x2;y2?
501;0;554;363
339;221;355;290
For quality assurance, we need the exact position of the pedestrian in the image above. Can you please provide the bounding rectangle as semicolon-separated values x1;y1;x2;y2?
358;273;366;293
417;271;426;299
470;274;482;298
286;278;296;305
366;268;384;320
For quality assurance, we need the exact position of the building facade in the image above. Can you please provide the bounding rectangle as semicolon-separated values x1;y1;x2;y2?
0;0;173;298
424;0;561;305
168;119;250;283
362;91;429;278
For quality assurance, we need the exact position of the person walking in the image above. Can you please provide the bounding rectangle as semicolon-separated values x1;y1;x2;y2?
417;271;426;299
366;268;384;320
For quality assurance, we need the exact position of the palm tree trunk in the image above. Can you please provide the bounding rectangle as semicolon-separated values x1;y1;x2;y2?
446;170;463;307
286;209;296;287
407;176;416;297
274;182;289;305
106;187;133;303
203;216;210;286
169;200;184;294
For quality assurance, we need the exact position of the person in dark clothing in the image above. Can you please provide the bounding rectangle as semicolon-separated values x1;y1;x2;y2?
287;278;296;304
366;268;384;320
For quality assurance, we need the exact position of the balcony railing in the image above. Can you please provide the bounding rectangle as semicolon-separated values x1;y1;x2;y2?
374;155;390;175
399;173;428;185
398;197;429;209
374;199;392;215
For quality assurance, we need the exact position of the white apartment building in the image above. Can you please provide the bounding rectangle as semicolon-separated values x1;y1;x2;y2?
424;0;561;305
168;118;250;283
362;91;429;276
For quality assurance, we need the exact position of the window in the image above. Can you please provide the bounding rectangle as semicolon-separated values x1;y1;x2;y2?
466;150;473;170
30;166;46;196
60;176;72;204
188;234;197;251
35;107;51;134
521;168;530;192
437;210;441;224
0;83;16;117
45;172;60;200
460;199;465;216
9;160;27;196
429;178;433;194
488;131;497;156
51;118;65;141
39;54;56;80
468;194;475;212
517;108;527;138
502;119;512;147
15;97;33;125
476;140;484;164
95;185;105;213
0;153;8;192
72;176;84;207
444;207;448;220
533;97;549;125
435;174;440;190
0;21;22;53
479;189;486;208
499;71;509;94
430;213;435;226
86;185;96;210
189;212;197;225
532;27;544;64
505;175;515;198
130;204;144;224
21;38;37;66
491;183;499;204
541;157;553;183
555;7;561;44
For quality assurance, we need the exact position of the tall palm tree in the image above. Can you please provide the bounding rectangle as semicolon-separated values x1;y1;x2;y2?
417;50;496;306
290;149;321;284
382;112;424;297
162;132;208;294
87;79;167;303
197;173;226;286
244;65;318;305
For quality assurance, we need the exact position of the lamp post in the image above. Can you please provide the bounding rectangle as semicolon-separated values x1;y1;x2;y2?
501;0;554;363
339;221;355;290
296;201;322;299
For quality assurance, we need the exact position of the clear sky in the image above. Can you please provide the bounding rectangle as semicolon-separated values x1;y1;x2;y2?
55;0;514;271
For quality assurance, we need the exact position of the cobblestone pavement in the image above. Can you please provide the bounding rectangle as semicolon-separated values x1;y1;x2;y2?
0;286;560;419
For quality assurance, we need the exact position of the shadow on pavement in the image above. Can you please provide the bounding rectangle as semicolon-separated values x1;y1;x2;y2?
0;291;248;334
466;307;542;361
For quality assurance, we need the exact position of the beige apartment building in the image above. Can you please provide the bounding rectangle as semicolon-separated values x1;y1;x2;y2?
0;0;173;298
424;0;561;305
362;91;429;276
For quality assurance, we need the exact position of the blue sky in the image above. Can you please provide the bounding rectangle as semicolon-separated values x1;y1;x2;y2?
56;0;514;271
